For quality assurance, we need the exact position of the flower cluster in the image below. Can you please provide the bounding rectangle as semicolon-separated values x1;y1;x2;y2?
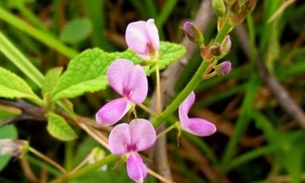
96;19;217;183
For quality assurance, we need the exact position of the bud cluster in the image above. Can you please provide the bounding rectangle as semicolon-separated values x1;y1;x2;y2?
200;35;232;62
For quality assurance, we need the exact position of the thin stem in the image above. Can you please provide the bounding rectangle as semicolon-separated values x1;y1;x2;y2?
156;63;162;114
214;17;234;43
157;123;177;139
19;156;39;182
0;7;78;59
49;154;119;183
28;147;67;175
147;168;174;183
138;103;159;117
76;121;109;149
152;60;210;127
70;155;92;174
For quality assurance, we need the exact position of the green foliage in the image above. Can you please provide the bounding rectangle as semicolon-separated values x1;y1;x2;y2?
0;67;41;104
42;67;63;96
46;112;77;141
51;48;109;101
153;41;186;71
59;18;92;44
51;42;185;101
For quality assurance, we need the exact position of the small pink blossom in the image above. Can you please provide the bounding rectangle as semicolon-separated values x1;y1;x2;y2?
96;59;148;126
179;92;216;136
108;119;156;183
215;61;232;76
125;19;160;60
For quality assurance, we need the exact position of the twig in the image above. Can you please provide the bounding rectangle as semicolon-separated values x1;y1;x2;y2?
149;0;215;182
234;25;305;129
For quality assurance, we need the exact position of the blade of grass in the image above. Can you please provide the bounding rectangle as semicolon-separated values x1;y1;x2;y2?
0;31;44;87
0;7;78;59
219;73;260;170
155;0;179;29
82;0;116;50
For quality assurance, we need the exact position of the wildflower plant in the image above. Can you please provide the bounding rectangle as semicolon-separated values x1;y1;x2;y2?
0;0;258;182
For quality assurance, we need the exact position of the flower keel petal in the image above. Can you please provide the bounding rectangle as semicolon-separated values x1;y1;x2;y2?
126;153;147;183
187;118;216;137
95;98;132;126
129;119;156;152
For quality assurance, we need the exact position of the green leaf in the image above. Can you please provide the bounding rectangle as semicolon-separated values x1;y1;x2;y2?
0;67;41;104
153;41;186;72
0;125;18;172
46;112;77;141
51;43;185;101
42;67;63;95
51;49;108;101
51;48;142;101
60;18;92;44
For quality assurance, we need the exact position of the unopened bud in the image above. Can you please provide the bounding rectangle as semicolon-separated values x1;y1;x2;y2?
230;0;241;14
0;139;28;157
229;12;247;25
224;0;236;5
217;16;226;32
88;147;107;171
183;21;204;44
212;0;226;17
221;35;232;55
209;43;222;56
200;46;214;62
215;61;232;76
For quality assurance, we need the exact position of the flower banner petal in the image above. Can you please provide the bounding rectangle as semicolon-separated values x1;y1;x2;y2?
129;119;156;152
107;59;134;96
126;65;148;104
108;123;131;155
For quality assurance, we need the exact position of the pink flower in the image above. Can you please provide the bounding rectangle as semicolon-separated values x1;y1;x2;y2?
125;19;160;60
108;119;156;183
179;92;216;136
215;61;232;76
96;59;148;126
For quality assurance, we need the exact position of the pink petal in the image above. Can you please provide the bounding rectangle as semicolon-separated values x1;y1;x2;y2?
129;119;156;152
95;98;132;127
125;65;148;104
126;21;149;59
186;118;216;137
107;59;148;104
178;92;196;129
125;19;159;60
126;153;147;183
146;19;160;53
180;92;195;113
178;92;217;137
107;59;134;96
108;123;131;155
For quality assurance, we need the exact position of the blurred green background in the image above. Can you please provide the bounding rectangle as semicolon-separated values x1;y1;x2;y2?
1;0;305;182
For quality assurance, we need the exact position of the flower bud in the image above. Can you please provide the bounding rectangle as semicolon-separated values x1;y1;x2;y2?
221;35;232;55
230;0;241;14
215;61;232;76
200;46;214;62
224;0;236;5
183;21;204;44
0;139;28;157
211;0;226;17
88;147;107;171
209;43;222;56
